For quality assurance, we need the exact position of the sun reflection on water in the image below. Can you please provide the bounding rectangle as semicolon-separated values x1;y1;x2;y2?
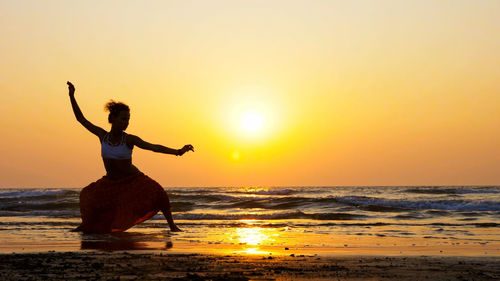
230;220;280;254
236;227;270;246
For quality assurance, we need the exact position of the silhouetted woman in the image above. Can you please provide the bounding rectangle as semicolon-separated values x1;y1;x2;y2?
67;81;193;233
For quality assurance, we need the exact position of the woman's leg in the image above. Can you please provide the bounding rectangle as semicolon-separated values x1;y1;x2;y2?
160;191;181;231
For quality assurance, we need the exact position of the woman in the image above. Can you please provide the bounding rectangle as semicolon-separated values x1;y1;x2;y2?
67;81;193;233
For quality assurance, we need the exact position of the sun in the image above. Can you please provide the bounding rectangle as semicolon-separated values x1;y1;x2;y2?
218;88;285;143
241;112;263;133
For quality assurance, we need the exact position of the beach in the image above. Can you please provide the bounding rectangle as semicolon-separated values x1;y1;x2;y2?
1;251;499;280
0;186;499;279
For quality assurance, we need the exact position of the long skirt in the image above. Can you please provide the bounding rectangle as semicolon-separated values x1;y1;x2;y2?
75;172;170;233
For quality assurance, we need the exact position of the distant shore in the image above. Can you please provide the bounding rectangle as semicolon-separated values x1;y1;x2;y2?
1;252;499;281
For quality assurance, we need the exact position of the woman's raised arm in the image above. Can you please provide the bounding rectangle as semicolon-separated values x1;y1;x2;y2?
67;81;106;139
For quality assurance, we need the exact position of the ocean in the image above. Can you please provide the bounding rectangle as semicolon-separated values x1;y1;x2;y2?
1;186;499;255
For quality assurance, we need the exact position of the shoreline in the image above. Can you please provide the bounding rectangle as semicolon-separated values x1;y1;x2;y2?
3;236;498;257
1;251;499;281
1;222;498;256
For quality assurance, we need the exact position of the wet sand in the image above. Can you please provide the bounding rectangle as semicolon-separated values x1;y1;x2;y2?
0;251;499;281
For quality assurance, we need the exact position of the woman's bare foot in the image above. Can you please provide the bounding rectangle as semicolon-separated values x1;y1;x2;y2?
170;224;182;232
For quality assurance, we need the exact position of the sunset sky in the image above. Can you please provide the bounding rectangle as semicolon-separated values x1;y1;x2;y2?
0;0;498;188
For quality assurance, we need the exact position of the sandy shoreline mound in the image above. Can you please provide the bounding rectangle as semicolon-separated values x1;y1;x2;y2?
0;252;498;280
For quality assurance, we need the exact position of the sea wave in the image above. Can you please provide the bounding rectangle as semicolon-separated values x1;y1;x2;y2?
0;189;77;199
0;200;79;212
175;211;365;220
1;187;498;221
231;189;295;195
405;187;500;195
334;196;500;212
454;190;500;194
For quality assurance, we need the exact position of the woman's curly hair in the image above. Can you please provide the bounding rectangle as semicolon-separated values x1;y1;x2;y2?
104;100;130;123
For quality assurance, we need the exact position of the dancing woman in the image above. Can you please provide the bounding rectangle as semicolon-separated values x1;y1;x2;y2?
67;81;193;233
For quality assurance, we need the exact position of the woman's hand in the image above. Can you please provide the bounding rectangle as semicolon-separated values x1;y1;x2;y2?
67;81;75;96
177;144;194;156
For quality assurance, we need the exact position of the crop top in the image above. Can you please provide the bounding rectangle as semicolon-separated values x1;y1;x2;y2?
101;132;133;159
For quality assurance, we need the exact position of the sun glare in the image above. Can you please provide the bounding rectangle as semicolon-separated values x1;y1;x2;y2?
231;150;241;160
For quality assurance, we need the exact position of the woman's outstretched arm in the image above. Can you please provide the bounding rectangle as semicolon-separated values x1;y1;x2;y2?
67;81;106;139
128;134;194;156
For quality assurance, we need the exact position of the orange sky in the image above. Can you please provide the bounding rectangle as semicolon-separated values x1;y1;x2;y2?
0;1;499;188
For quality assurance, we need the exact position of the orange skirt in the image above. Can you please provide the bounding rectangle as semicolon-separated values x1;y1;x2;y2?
75;172;170;233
